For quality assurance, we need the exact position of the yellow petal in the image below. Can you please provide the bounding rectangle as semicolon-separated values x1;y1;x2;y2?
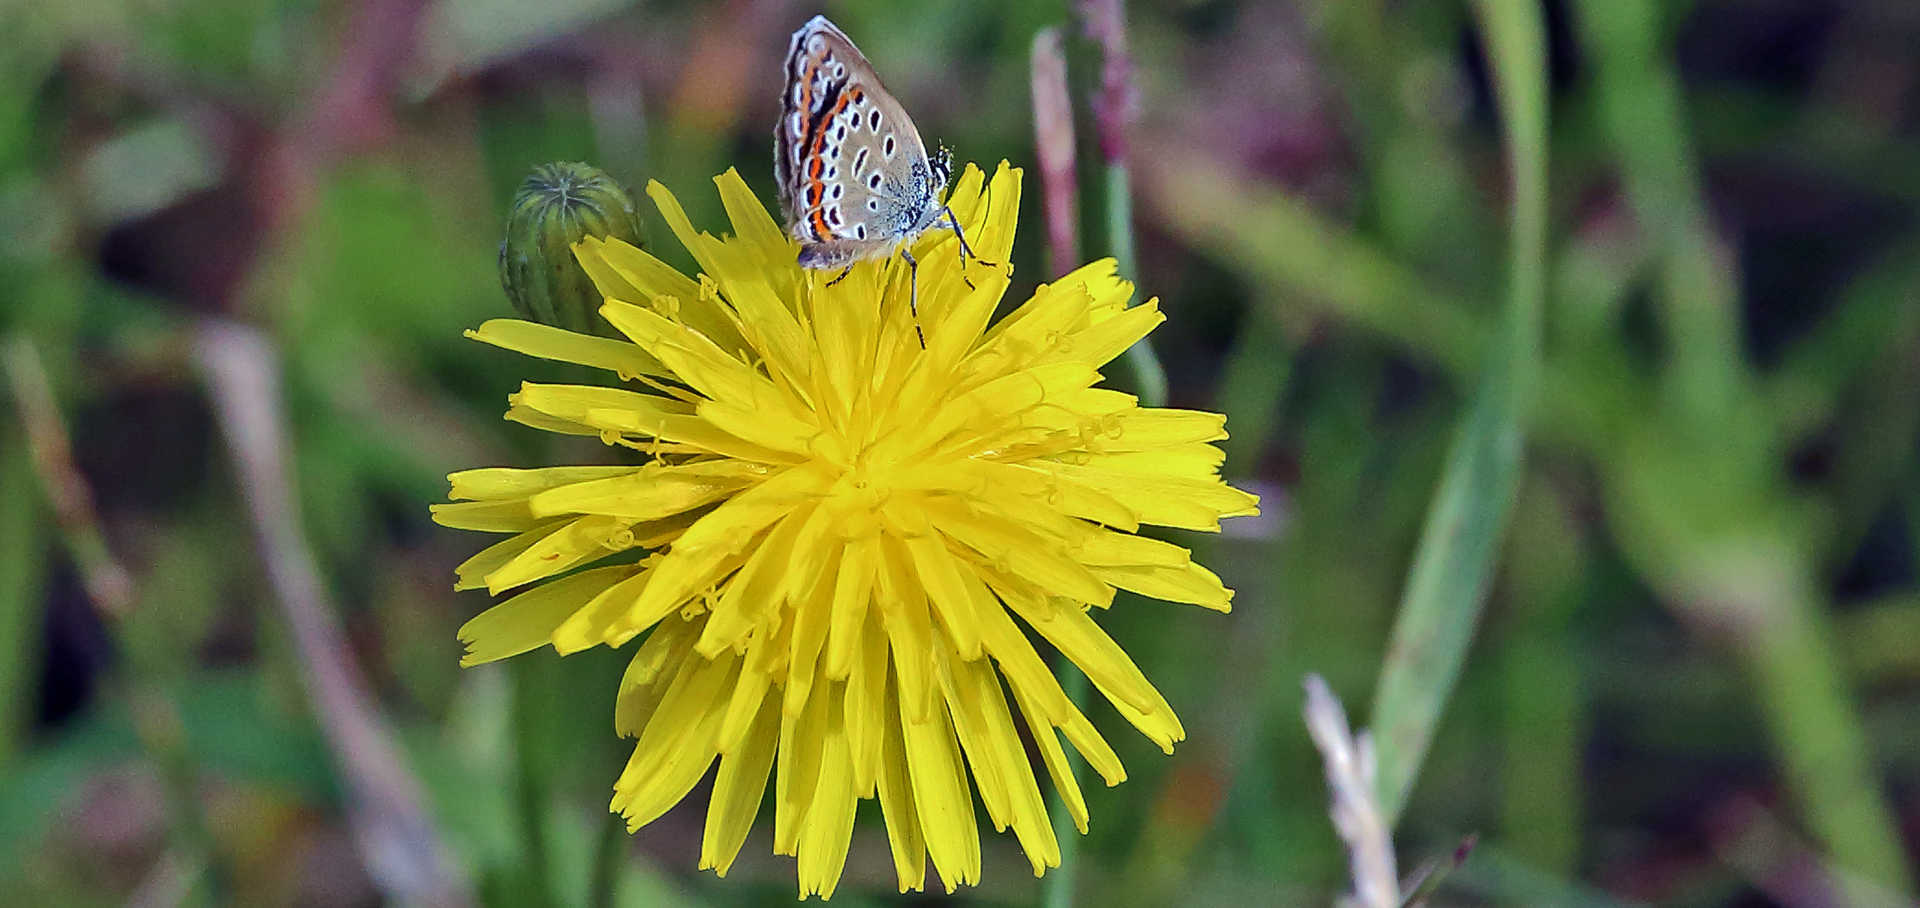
575;234;747;352
715;168;791;258
973;581;1071;725
951;655;1058;873
874;535;936;724
842;606;889;795
1042;463;1260;531
901;691;979;893
773;675;832;855
528;464;756;521
484;514;634;594
466;318;666;377
699;504;812;658
1072;527;1191;568
600;300;793;417
1050;300;1162;370
795;696;857;899
900;531;984;661
1089;407;1230;450
701;688;778;876
448;466;637;502
615;614;702;737
613;648;737;828
935;652;1010;832
574;234;698;308
454;521;567;590
1008;682;1089;834
553;564;654;654
1090;672;1185;755
716;630;774;757
996;583;1160;718
822;534;876;683
430;499;536;533
874;671;928;892
1079;444;1227;478
457;565;637;666
1091;560;1234;612
510;382;692;431
929;500;1114;608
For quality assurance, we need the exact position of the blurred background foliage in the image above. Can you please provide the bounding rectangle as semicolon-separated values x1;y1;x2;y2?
2;0;1919;906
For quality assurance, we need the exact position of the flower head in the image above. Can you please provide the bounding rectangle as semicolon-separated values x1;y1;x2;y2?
434;163;1258;898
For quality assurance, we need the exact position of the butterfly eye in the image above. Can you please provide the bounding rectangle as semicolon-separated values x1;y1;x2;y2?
930;148;953;187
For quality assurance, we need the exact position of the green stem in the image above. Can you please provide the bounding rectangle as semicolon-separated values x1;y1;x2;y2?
1043;664;1089;908
1748;592;1916;901
588;809;626;908
514;658;557;908
1574;0;1915;894
1213;309;1294;478
1572;0;1740;422
1108;164;1168;409
0;424;43;770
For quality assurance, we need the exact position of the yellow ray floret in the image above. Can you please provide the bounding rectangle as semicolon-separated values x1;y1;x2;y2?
437;162;1259;898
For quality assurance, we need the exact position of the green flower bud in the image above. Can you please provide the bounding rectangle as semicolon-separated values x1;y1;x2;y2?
499;162;647;336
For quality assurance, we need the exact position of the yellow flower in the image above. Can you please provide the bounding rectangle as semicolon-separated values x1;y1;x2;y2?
434;163;1258;898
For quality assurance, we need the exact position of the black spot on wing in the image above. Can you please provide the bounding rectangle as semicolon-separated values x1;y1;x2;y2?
798;80;846;186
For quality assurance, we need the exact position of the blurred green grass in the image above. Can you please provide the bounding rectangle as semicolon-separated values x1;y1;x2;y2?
4;0;1920;906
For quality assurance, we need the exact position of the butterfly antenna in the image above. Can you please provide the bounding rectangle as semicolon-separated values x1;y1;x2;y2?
901;249;927;349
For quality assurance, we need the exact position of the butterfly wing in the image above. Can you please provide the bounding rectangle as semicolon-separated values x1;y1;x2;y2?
775;15;942;268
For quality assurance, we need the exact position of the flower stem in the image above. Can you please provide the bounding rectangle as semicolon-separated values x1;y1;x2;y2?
1107;163;1168;408
1081;0;1167;409
1043;664;1091;908
515;658;558;908
587;809;627;908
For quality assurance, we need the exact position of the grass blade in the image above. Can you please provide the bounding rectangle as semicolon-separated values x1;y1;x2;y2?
1366;0;1548;824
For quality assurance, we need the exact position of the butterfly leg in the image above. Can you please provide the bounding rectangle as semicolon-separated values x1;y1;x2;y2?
826;264;854;286
901;249;927;349
942;206;1004;291
936;205;1013;289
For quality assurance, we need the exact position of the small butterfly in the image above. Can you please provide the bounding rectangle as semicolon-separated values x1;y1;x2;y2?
774;15;982;343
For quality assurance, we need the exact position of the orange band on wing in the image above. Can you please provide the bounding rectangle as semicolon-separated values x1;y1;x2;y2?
799;87;865;241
